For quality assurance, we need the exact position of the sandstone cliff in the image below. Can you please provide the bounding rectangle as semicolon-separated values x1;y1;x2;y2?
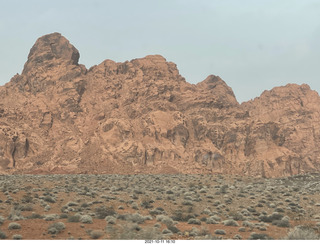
0;33;319;177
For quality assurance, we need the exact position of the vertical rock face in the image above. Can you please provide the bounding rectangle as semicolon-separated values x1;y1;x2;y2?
0;32;320;177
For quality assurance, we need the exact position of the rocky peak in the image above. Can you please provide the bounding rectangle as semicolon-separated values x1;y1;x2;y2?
196;75;239;106
242;83;320;121
22;32;79;75
130;55;184;82
10;33;85;93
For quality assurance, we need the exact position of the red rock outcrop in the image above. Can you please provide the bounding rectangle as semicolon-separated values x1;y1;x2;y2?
0;32;320;177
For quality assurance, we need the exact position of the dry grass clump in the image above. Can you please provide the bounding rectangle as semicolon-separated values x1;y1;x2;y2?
95;206;116;219
68;214;81;223
12;234;22;240
89;230;104;239
8;222;21;230
47;222;65;234
249;232;273;240
222;219;239;226
0;230;6;239
187;218;201;225
0;216;5;225
80;215;93;224
285;226;320;240
214;229;226;235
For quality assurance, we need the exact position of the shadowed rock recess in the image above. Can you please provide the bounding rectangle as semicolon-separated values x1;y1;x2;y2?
0;32;320;177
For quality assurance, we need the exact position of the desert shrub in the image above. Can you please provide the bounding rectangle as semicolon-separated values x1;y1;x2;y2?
239;227;246;232
8;208;23;221
206;216;219;224
0;216;5;225
167;225;180;234
12;234;22;240
60;206;68;213
80;215;93;224
259;214;272;222
66;201;78;207
275;207;285;213
48;222;65;234
188;218;201;225
213;200;221;206
156;207;165;212
210;214;221;220
44;214;59;221
271;212;283;220
189;227;200;237
0;230;6;239
233;234;242;240
90;230;104;239
129;213;151;224
200;217;207;222
220;185;228;194
182;200;193;206
198;226;210;236
162;228;172;234
149;208;165;216
273;216;290;227
225;198;233;204
154;223;161;228
131;202;139;210
81;202;90;208
249;232;273;240
259;226;267;231
242;221;254;228
117;214;127;221
113;223;162;240
105;216;117;225
8;222;21;230
21;194;33;203
229;211;244;221
95;206;116;219
259;212;283;223
68;215;80;223
223;219;239;227
202;208;211;215
285;226;320;240
59;213;68;219
19;204;33;212
214;229;226;235
247;206;256;213
134;227;162;240
156;215;174;226
171;210;194;222
133;189;144;195
44;205;51;212
29;213;43;219
44;196;56;203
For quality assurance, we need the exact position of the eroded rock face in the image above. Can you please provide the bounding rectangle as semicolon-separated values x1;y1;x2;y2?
0;32;320;177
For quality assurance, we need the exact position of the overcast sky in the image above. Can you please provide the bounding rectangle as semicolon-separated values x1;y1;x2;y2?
0;0;319;103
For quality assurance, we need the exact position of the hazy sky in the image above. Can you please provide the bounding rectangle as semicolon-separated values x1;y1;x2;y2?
0;0;319;103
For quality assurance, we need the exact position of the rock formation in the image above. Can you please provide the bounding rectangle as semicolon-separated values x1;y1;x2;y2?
0;32;320;177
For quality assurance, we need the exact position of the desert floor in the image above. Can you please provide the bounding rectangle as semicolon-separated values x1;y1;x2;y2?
0;173;320;240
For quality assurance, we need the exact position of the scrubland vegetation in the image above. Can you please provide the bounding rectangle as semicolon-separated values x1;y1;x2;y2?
0;174;320;240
